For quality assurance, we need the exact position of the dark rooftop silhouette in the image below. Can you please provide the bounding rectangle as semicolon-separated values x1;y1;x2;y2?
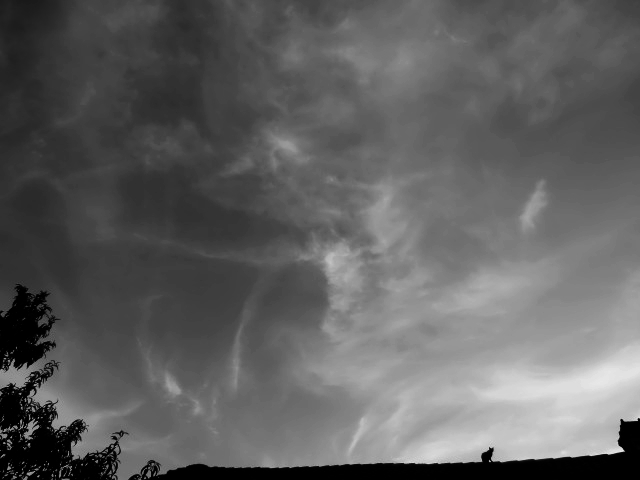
155;453;635;480
154;418;640;479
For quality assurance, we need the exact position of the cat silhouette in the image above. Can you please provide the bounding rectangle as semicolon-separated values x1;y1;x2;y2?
481;447;494;463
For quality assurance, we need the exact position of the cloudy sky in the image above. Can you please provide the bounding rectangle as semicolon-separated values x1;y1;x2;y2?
2;0;640;476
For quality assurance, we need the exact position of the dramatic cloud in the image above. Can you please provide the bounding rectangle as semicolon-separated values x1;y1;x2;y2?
3;0;640;475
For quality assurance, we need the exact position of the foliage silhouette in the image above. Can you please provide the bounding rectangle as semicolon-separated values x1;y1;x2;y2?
0;284;161;480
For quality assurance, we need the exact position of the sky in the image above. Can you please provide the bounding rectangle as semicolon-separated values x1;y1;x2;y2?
2;0;640;476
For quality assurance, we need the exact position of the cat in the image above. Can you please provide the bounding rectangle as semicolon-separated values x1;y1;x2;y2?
481;447;494;463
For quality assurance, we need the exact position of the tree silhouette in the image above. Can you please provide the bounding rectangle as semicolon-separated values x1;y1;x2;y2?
0;284;161;480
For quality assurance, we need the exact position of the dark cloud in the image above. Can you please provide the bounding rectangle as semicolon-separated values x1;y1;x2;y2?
0;176;79;299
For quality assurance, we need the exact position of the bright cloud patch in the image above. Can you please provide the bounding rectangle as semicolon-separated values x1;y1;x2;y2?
163;371;182;399
519;180;549;234
433;260;554;317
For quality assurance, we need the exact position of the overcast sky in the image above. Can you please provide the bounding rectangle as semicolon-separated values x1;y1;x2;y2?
2;0;640;476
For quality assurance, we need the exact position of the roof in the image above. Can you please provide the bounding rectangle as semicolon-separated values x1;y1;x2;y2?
156;452;638;480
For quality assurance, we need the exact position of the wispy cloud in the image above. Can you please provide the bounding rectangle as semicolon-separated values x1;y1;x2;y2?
475;344;640;403
299;211;627;464
229;272;277;395
433;260;554;318
519;179;549;234
163;370;182;399
138;339;205;416
386;343;640;464
347;416;369;459
229;323;244;396
190;397;204;417
130;232;303;267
